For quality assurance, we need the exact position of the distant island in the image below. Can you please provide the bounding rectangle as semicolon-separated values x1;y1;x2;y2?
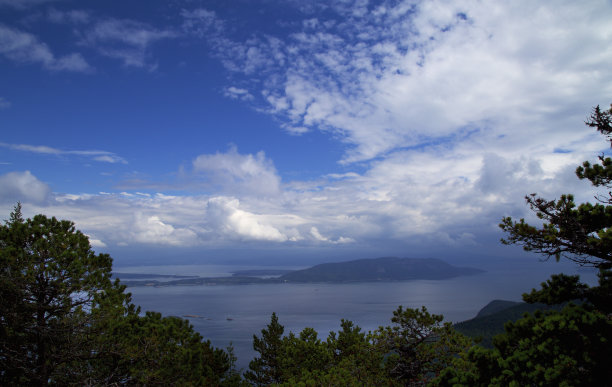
119;257;484;287
279;257;484;283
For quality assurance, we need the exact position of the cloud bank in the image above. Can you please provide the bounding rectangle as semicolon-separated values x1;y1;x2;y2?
1;1;610;260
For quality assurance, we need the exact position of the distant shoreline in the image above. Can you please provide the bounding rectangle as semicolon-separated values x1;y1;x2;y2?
117;257;485;287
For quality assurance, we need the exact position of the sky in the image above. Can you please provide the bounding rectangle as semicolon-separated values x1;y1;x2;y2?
1;0;611;266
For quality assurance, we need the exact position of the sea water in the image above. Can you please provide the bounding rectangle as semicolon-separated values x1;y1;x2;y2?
122;260;598;370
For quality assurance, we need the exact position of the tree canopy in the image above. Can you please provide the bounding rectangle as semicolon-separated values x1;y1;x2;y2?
0;205;238;385
246;306;472;386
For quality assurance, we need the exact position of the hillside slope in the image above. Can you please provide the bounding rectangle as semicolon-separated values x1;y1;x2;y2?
454;299;559;347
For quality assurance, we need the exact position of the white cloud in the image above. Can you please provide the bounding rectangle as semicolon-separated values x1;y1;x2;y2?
0;171;50;204
206;197;290;242
309;226;354;244
87;236;107;248
1;1;609;256
130;213;199;246
0;24;92;72
191;147;281;196
5;130;599;252
205;0;612;164
224;86;254;101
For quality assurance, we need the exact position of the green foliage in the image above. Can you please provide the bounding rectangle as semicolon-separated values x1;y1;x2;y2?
245;312;285;385
0;206;129;385
247;306;471;386
0;206;238;385
437;104;612;385
325;320;392;385
453;301;556;348
436;304;612;386
278;328;332;381
95;311;237;385
374;306;473;385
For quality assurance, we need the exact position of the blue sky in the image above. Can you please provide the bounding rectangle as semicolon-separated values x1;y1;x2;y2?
1;0;611;265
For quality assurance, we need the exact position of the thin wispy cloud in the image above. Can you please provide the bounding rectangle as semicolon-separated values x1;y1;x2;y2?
0;97;10;109
0;24;91;72
47;8;91;25
0;142;127;164
81;18;177;69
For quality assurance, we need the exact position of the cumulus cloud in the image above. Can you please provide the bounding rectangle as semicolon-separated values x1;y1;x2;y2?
206;197;290;242
0;24;91;72
191;147;281;196
6;135;595;251
130;212;199;246
87;236;107;248
309;226;354;244
0;171;50;204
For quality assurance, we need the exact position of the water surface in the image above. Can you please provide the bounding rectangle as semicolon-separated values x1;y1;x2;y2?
125;260;598;370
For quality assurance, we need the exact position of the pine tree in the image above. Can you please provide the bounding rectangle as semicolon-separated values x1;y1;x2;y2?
0;205;129;385
500;104;612;268
245;312;285;385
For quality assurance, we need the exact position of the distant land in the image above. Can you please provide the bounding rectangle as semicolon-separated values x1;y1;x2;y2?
118;257;484;287
454;299;561;347
112;273;198;280
231;269;295;277
279;257;484;282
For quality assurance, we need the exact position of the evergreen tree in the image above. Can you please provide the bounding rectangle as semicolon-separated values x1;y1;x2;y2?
0;206;129;385
245;312;285;385
0;206;239;385
435;104;612;386
374;306;472;386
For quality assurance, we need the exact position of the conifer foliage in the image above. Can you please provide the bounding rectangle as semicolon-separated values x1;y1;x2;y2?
435;104;612;386
0;204;238;385
500;104;612;268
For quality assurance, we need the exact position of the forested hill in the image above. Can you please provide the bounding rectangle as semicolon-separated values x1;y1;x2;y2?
454;299;559;347
278;257;484;283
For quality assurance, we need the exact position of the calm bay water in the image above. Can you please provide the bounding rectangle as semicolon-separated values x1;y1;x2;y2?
123;260;598;370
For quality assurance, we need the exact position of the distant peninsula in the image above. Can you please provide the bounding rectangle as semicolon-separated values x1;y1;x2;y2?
119;257;484;287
